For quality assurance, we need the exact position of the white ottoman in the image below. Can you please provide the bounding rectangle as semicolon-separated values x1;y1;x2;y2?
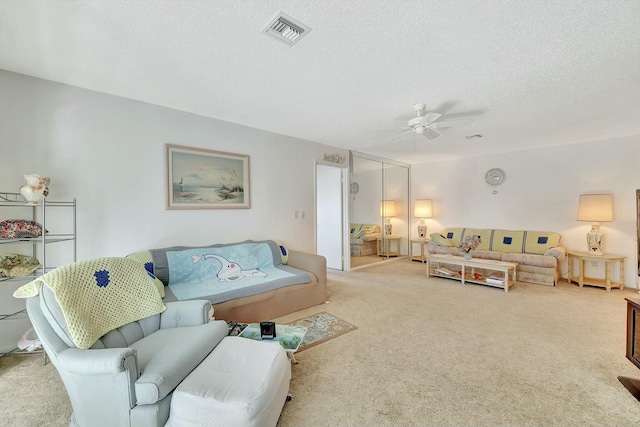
165;336;291;427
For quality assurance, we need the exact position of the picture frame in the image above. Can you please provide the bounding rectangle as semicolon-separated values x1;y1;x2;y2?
166;144;250;209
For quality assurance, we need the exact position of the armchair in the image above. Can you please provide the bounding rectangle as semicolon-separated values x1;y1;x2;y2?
26;273;228;427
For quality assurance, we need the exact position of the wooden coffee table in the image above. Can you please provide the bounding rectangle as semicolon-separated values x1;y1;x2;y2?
425;254;518;292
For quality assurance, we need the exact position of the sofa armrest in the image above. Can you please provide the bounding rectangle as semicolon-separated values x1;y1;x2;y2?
287;250;327;284
59;347;137;375
160;300;211;328
544;246;566;262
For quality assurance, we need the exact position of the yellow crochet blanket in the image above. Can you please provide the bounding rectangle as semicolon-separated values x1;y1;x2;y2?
14;257;166;349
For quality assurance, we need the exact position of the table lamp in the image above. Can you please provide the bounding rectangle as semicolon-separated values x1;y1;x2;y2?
577;194;613;255
380;200;396;236
414;199;433;238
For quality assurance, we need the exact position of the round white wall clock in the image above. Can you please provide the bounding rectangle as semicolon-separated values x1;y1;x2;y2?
350;182;360;194
485;168;506;186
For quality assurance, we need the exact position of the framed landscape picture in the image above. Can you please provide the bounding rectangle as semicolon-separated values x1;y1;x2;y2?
166;144;250;209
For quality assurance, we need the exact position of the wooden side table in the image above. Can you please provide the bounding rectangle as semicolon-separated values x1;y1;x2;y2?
377;236;401;258
410;238;430;263
567;250;626;291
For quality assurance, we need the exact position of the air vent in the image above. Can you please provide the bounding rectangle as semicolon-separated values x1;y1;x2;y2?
465;134;483;140
262;12;311;46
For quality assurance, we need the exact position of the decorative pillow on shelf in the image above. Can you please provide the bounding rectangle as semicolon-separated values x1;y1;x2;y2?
430;233;454;247
0;219;46;239
0;253;41;277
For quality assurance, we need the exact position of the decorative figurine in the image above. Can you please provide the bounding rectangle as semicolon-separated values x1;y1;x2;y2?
19;174;50;204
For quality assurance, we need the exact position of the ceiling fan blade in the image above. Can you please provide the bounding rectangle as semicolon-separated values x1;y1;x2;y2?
432;118;473;128
407;116;423;127
422;129;440;140
383;129;414;144
421;112;442;125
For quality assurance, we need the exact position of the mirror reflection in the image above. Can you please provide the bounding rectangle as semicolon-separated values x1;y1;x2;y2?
349;152;409;269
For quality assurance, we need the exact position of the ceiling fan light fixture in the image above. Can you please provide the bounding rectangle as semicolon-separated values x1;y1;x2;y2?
383;103;471;144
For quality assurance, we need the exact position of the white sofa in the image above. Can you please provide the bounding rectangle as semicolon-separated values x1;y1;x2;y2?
427;227;566;286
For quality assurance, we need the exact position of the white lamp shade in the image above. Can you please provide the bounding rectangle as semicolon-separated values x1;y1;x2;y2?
577;194;613;222
380;200;396;217
414;199;433;218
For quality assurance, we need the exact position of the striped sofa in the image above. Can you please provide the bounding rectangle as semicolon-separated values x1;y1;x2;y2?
427;227;566;286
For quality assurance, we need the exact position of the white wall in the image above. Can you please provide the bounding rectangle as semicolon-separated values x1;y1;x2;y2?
0;70;348;260
411;136;640;288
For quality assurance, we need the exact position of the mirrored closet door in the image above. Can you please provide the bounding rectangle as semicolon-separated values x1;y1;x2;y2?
349;152;409;269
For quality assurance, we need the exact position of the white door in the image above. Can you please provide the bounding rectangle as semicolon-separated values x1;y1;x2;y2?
316;164;344;270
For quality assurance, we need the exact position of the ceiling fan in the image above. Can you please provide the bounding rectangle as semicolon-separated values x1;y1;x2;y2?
384;103;473;143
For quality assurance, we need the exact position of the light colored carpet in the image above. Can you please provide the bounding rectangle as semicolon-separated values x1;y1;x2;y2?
350;254;381;268
2;259;640;426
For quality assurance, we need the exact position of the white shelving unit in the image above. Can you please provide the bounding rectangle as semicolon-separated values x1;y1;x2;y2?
0;192;76;359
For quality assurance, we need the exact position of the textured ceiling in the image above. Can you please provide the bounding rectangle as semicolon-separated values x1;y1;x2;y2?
1;0;639;164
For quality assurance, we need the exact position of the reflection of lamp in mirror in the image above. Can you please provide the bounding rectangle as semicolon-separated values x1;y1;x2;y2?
380;200;396;236
414;199;433;238
577;194;613;255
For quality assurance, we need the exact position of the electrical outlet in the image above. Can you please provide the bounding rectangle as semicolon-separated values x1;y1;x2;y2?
294;210;299;219
301;211;305;219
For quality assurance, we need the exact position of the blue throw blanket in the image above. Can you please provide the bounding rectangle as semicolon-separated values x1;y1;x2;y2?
151;240;311;304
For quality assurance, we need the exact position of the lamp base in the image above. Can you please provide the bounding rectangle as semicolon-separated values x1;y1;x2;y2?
418;225;427;239
384;223;392;236
586;226;604;255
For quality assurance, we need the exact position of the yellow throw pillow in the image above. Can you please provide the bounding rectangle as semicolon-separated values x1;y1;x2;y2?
492;230;525;253
440;227;464;246
524;231;561;255
430;233;453;247
460;228;493;251
275;241;289;265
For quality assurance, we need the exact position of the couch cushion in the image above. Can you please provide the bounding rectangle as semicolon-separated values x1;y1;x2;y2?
426;243;459;256
441;228;464;246
430;233;453;247
524;231;561;255
460;228;492;251
501;252;557;268
471;249;503;261
131;320;228;405
491;230;525;253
